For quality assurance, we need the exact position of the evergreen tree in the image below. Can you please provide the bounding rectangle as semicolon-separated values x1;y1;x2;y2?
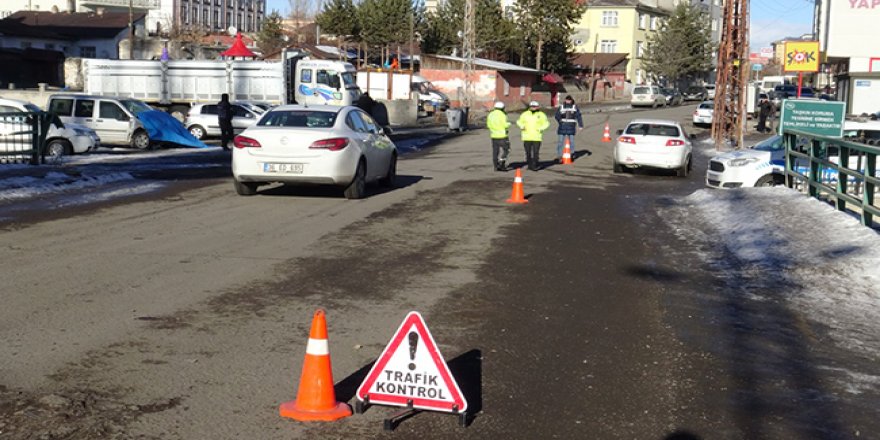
315;0;360;57
513;0;586;70
422;0;516;60
641;2;714;85
256;11;288;56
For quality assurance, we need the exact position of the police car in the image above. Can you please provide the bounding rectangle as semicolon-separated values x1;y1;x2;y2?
706;135;799;188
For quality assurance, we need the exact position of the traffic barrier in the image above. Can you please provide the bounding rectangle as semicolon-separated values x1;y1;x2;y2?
602;122;612;143
279;309;352;422
561;138;573;165
506;168;528;204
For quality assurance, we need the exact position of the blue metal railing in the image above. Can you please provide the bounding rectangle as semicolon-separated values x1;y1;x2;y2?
784;128;879;228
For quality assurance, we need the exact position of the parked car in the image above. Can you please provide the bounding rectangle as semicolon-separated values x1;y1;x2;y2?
692;101;714;126
630;85;667;108
612;118;694;177
231;104;398;198
661;88;683;106
770;85;815;107
185;103;262;140
683;86;707;101
706;134;819;189
705;84;717;99
47;94;153;149
0;97;99;159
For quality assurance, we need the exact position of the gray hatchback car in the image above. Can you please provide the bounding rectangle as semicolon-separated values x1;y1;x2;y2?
185;103;262;140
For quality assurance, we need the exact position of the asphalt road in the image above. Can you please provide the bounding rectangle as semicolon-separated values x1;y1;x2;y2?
0;104;875;439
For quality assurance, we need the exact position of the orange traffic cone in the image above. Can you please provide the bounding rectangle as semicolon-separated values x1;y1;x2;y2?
561;138;573;165
601;122;612;143
506;168;528;204
279;309;352;422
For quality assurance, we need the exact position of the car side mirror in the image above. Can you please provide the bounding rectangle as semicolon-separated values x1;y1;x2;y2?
383;126;393;136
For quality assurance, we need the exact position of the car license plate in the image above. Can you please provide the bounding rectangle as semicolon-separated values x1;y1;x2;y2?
263;163;303;173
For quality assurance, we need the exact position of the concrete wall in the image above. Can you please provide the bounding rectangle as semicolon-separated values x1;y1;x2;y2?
375;98;418;127
0;88;59;109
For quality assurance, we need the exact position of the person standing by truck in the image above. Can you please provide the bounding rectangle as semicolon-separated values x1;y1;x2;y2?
217;94;233;150
487;101;511;171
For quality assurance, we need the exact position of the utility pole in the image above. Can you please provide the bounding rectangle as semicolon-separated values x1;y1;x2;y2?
712;0;749;150
129;0;134;59
462;0;476;110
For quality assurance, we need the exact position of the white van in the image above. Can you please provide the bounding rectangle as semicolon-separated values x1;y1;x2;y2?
0;97;99;158
47;94;153;149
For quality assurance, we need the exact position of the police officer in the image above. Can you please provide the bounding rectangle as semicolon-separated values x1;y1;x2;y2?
486;101;511;171
217;93;234;150
554;95;583;162
517;101;550;171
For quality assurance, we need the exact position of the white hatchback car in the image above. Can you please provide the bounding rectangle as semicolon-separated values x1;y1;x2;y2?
231;105;397;198
613;119;694;177
630;85;667;108
692;101;714;126
0;98;99;160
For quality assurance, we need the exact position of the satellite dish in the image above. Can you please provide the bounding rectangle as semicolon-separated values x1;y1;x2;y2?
228;26;237;36
570;29;590;47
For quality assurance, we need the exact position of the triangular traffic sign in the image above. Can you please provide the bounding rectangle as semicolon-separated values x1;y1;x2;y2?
356;311;467;413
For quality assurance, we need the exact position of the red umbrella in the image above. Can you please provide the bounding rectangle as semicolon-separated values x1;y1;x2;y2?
221;32;257;58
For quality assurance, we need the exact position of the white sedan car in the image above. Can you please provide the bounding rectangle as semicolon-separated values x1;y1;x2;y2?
692;101;714;126
231;104;397;198
613;119;694;177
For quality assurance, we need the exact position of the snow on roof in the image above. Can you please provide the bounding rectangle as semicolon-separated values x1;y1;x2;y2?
427;54;543;73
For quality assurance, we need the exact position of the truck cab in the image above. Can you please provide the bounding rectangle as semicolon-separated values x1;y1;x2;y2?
411;75;449;114
293;60;360;106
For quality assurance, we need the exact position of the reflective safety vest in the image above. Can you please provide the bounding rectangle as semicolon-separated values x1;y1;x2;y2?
486;109;510;139
517;109;550;142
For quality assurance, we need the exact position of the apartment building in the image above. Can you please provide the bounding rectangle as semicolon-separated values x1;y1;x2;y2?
0;0;266;37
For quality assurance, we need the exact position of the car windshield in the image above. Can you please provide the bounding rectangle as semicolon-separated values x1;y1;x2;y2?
699;102;714;109
341;72;357;88
257;110;338;128
686;87;703;93
661;88;675;95
752;135;784;152
121;99;152;115
633;87;652;94
625;123;681;137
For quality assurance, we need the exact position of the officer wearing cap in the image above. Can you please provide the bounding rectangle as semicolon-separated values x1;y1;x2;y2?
486;101;511;171
517;101;550;171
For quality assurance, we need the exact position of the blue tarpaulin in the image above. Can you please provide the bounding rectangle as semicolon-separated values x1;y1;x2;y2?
137;110;209;148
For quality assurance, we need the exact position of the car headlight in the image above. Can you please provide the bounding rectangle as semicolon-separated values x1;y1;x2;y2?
729;157;760;167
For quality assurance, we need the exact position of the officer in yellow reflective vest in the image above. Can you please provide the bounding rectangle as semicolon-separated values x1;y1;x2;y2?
516;101;550;171
486;101;511;171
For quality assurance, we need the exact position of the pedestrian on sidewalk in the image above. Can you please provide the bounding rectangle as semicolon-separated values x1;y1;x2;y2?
517;101;550;171
757;96;773;133
486;101;511;171
554;95;583;163
217;93;234;151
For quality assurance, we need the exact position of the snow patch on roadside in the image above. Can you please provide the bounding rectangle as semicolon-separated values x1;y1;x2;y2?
0;172;136;202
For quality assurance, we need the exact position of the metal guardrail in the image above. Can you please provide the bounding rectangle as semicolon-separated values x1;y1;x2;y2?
0;112;53;165
783;128;879;228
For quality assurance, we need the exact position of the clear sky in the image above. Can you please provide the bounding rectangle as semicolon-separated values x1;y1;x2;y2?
265;0;816;51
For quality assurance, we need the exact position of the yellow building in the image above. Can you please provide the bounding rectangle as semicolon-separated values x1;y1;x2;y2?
571;0;670;85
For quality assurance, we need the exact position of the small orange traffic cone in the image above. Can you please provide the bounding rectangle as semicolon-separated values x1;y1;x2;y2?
561;138;573;165
506;168;528;204
279;309;352;422
601;122;612;143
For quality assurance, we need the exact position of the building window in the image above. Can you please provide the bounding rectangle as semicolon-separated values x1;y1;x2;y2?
181;5;188;24
80;46;96;58
636;41;644;58
600;40;617;53
226;12;232;27
192;7;197;24
601;11;618;27
639;13;647;30
711;18;718;32
503;77;509;96
650;16;659;30
214;10;220;28
520;81;525;97
203;8;208;25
